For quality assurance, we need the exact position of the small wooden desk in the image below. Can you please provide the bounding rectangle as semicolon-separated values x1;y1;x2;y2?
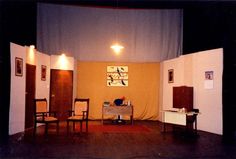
162;110;198;134
102;105;133;124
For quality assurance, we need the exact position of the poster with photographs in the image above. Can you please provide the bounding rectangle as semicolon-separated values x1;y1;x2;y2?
205;71;213;80
204;71;214;89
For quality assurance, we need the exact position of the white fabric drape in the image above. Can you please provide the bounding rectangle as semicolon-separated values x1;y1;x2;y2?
37;3;183;62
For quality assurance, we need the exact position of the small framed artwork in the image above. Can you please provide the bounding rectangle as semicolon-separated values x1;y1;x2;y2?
168;69;174;83
205;71;213;80
41;65;46;81
15;57;23;77
107;66;128;86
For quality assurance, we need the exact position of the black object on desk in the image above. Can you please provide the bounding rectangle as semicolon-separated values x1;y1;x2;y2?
114;98;123;106
113;98;125;124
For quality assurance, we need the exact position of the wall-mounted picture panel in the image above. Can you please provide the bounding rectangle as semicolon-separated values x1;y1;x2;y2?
41;65;46;81
107;66;128;86
205;71;213;80
168;69;174;83
204;71;214;89
15;57;23;77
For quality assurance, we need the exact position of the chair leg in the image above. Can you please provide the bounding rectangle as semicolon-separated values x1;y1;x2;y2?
73;122;75;131
33;122;36;137
56;121;59;135
67;120;69;135
130;115;133;125
86;120;88;133
195;118;198;135
80;122;82;132
163;123;166;133
45;123;48;136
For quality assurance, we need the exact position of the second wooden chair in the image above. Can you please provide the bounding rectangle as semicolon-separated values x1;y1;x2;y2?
67;98;89;134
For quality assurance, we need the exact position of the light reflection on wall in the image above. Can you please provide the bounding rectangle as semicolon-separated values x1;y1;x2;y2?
59;53;68;70
26;45;36;65
51;54;74;71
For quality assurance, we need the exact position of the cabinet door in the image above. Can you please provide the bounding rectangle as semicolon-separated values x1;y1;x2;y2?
173;87;182;108
173;86;193;111
182;87;193;111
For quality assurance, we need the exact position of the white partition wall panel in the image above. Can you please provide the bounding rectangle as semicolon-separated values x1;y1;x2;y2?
161;56;185;112
9;44;77;135
9;43;26;135
192;49;223;135
160;48;223;135
36;51;51;104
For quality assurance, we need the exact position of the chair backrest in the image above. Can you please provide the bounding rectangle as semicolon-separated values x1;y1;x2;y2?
35;98;47;113
74;98;89;116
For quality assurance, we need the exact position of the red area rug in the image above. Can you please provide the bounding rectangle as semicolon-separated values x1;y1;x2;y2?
86;125;151;133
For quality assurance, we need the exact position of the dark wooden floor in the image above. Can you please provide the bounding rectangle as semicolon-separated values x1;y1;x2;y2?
1;120;236;159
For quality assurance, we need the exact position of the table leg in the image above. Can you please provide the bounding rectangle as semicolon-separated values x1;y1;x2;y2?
130;115;133;125
195;117;198;135
163;123;166;133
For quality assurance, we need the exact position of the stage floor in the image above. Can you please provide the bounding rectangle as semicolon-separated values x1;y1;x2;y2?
1;120;235;159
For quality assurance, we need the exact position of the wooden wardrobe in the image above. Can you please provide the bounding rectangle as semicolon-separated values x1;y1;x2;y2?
173;86;193;112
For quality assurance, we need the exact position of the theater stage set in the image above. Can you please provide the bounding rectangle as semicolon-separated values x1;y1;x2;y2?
1;1;236;159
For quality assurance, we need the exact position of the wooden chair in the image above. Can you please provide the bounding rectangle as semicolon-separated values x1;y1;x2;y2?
67;98;89;134
34;98;59;136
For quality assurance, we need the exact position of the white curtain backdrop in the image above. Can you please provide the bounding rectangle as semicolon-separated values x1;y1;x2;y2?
37;3;183;62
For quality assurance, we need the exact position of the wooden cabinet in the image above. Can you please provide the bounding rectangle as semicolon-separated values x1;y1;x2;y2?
173;86;193;111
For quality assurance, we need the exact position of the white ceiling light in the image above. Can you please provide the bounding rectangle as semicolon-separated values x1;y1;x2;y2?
110;43;124;54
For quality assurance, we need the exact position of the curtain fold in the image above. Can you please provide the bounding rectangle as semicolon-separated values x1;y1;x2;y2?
37;3;183;62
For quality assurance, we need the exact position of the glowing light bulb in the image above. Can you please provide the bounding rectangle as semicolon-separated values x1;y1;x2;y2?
30;45;35;49
111;43;124;54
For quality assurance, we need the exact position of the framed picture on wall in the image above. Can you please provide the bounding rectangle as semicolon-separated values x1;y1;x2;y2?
168;69;174;83
15;57;23;77
205;71;213;80
107;66;128;86
41;65;46;81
